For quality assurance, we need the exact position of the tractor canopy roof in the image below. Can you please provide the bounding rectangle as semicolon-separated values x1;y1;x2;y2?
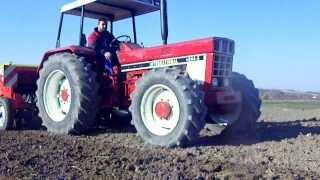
61;0;160;21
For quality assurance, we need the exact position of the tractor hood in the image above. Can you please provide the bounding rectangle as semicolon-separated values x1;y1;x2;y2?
119;37;235;64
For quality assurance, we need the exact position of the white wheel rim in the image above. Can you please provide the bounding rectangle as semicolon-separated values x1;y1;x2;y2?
43;70;72;122
140;84;180;136
0;104;5;127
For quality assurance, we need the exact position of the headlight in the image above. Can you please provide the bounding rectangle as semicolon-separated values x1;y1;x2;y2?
212;78;219;87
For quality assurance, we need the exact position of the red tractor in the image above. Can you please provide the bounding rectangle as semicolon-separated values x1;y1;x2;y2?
0;0;261;147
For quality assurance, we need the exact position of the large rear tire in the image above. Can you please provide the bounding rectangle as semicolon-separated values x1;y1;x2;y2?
36;53;99;134
130;68;207;147
222;72;261;136
0;97;13;130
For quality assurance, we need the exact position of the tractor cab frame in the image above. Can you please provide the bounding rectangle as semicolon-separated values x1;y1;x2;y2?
56;0;168;48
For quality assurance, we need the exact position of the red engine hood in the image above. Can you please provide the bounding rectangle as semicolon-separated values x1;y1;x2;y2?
119;37;216;64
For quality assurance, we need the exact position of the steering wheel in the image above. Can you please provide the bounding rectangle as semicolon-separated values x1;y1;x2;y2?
109;35;132;49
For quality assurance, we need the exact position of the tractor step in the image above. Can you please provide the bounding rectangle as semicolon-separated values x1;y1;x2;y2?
208;114;230;127
112;107;130;118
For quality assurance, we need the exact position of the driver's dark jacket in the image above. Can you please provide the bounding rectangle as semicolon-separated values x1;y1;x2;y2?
88;28;116;54
88;28;119;65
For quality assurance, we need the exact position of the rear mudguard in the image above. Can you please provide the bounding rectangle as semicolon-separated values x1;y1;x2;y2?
39;45;96;72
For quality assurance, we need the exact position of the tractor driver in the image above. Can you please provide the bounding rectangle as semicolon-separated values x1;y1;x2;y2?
88;17;119;75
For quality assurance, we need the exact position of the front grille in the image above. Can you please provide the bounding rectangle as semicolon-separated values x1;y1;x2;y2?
213;55;233;78
214;38;235;55
212;38;235;87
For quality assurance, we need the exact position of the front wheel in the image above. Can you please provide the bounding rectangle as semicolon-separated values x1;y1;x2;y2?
222;72;261;136
130;68;207;147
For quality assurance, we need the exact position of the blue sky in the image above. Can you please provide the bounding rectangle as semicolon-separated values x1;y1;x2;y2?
0;0;319;91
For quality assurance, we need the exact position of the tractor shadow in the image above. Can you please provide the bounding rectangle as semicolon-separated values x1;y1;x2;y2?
15;116;137;136
86;122;137;136
196;118;320;147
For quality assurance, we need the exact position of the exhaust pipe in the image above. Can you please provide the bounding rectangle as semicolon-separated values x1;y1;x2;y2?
160;0;168;45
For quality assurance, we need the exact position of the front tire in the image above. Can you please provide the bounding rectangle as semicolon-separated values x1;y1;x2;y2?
130;68;207;147
222;72;261;136
36;53;99;134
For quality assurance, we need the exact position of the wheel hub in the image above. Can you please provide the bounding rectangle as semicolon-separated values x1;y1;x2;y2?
60;88;69;102
155;101;172;120
140;84;180;136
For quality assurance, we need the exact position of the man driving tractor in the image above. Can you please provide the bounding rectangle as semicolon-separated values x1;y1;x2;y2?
88;17;119;75
0;0;261;148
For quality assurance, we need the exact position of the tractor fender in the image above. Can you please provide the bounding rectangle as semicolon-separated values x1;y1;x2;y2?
38;45;96;73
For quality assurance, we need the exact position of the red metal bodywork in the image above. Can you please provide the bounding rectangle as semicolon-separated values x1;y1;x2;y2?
119;37;214;64
39;45;96;71
0;46;96;109
119;37;240;108
118;38;215;97
0;37;240;112
0;65;38;109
